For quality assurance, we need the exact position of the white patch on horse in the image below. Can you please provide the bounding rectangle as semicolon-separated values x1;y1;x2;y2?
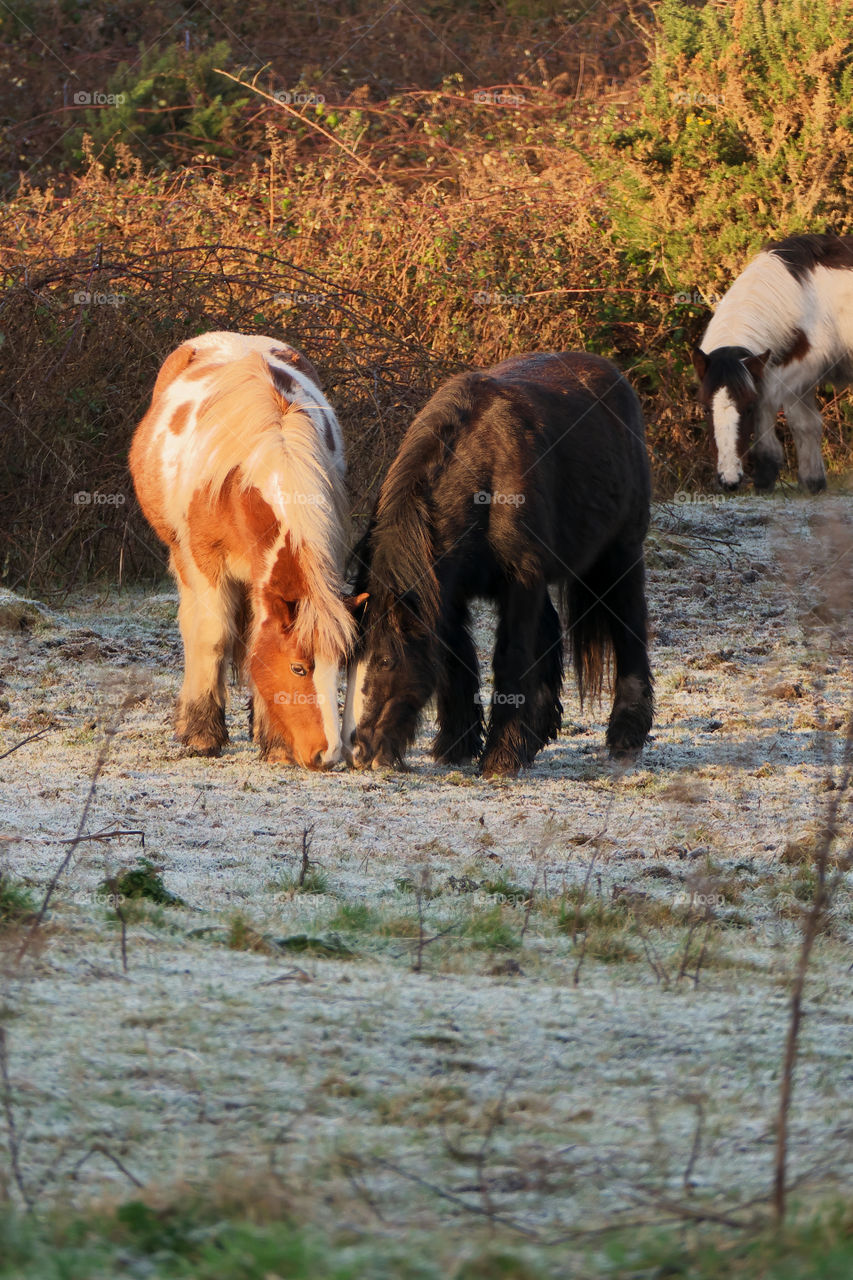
342;659;367;748
313;657;342;765
711;387;744;486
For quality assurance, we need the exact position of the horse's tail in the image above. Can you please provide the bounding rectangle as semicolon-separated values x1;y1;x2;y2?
562;572;614;705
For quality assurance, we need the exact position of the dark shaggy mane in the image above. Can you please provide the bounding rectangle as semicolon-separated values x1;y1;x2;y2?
366;372;504;627
764;232;853;282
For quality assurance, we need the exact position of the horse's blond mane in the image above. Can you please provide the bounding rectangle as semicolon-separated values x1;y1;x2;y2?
186;350;354;660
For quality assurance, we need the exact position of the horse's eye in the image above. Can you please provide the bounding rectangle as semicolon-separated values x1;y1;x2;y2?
290;663;309;677
377;655;393;671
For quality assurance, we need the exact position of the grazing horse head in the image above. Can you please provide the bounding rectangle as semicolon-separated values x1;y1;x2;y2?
343;423;448;769
343;586;437;769
692;345;771;490
249;541;353;770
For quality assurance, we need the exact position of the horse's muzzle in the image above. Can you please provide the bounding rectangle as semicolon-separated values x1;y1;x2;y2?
347;735;404;771
717;473;745;493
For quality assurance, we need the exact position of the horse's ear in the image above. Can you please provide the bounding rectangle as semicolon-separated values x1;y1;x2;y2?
396;588;421;627
344;592;369;619
742;350;771;381
276;599;299;631
691;346;709;380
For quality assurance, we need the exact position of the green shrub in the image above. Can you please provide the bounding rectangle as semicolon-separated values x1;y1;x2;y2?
64;42;248;169
602;0;853;288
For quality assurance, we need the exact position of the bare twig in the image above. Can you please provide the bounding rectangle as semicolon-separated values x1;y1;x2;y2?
297;825;314;888
17;696;134;961
214;69;386;182
0;1027;34;1211
773;743;853;1222
57;827;144;846
0;727;53;762
69;1142;143;1188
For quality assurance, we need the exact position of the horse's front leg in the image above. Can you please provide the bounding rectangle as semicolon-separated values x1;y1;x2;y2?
480;582;543;778
782;387;827;493
432;601;484;765
750;399;785;492
174;556;231;756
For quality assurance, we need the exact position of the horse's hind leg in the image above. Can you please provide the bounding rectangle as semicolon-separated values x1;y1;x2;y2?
173;554;231;756
526;592;563;750
783;387;827;493
601;547;654;761
480;581;544;778
432;601;484;764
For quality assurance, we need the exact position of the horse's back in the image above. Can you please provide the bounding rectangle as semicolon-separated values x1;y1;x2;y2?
493;347;645;443
129;331;344;562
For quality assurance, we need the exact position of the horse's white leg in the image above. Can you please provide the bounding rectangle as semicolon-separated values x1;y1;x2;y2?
782;387;827;492
750;400;785;492
174;556;231;755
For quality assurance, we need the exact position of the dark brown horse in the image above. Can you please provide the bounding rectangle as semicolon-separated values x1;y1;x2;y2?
343;352;654;777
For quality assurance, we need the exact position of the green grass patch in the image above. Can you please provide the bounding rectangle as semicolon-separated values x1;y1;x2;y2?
3;1196;852;1279
100;858;185;907
0;873;36;926
463;905;520;953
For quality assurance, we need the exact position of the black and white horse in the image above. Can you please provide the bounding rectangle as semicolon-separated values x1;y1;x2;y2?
693;233;853;492
343;352;654;777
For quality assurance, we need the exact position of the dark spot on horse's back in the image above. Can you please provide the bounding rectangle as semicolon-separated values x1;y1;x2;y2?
765;233;853;282
270;346;301;365
168;402;192;435
322;411;337;453
268;362;296;398
269;346;323;389
779;327;811;366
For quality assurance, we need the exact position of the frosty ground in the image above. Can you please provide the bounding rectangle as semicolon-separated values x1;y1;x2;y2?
1;493;851;1271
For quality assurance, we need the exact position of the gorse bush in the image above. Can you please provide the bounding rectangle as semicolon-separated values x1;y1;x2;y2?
605;0;853;285
65;42;248;170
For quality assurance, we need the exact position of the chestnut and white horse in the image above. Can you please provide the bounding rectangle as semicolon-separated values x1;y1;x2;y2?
130;331;357;769
692;233;853;491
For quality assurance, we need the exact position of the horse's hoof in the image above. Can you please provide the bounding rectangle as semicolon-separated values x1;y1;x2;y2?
480;749;521;778
800;475;827;494
180;740;223;758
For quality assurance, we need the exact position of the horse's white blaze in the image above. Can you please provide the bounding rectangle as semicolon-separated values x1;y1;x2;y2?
711;387;744;485
342;658;368;746
313;657;343;765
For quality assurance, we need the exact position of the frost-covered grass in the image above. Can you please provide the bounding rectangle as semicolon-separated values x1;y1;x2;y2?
0;496;851;1274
